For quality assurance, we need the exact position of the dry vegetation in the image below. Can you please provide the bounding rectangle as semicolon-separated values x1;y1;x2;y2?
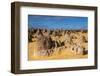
28;28;88;60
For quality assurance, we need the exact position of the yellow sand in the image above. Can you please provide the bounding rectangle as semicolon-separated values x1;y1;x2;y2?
28;30;88;60
28;42;87;60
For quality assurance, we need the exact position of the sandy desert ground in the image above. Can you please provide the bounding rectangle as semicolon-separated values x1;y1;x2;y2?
28;28;88;60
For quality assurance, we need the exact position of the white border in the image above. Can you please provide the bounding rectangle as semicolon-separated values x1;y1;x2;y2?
20;6;95;70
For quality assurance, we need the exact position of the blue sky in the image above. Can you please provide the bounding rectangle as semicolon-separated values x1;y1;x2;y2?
28;15;88;30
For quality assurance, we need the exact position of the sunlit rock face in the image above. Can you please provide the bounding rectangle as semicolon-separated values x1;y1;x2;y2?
28;28;88;60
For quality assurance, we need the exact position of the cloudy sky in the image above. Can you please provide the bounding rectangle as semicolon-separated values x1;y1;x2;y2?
28;15;88;30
